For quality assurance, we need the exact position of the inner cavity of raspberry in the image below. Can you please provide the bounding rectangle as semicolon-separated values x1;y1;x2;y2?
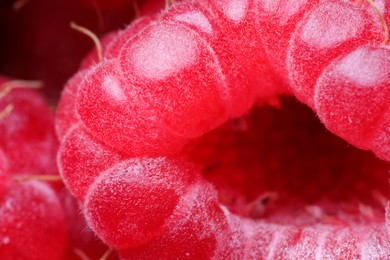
184;97;389;225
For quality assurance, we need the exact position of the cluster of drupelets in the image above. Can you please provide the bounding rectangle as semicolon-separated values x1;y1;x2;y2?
0;78;67;259
1;0;390;259
57;0;390;258
0;78;119;259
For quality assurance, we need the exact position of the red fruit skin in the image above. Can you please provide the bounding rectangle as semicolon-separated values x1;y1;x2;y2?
0;181;67;260
256;0;390;161
55;71;87;141
242;199;390;259
55;0;390;258
84;157;198;249
73;0;293;157
286;0;386;108
76;60;188;156
60;0;389;164
0;78;58;176
255;0;318;85
185;98;390;210
119;181;242;260
56;16;156;142
58;124;125;201
386;202;390;232
103;16;156;60
161;0;281;116
206;0;286;112
314;46;390;161
59;189;119;260
118;20;229;136
0;149;10;198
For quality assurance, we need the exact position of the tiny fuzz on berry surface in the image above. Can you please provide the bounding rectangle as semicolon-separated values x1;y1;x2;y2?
51;0;390;258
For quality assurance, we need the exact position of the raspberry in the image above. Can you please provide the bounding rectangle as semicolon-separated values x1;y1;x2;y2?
118;20;228;136
55;0;390;258
315;45;390;161
0;78;58;176
256;0;316;85
56;16;156;141
58;125;125;201
76;60;188;156
0;181;67;260
102;16;155;60
183;97;389;258
287;0;385;107
56;71;86;141
118;181;237;260
257;0;390;158
84;157;198;248
59;189;118;260
0;148;10;198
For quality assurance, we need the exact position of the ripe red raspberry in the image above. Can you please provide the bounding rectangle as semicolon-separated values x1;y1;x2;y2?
0;181;67;259
56;0;390;258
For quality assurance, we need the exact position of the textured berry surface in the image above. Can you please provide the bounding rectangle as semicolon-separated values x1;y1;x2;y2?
76;60;188;156
84;157;197;248
118;182;234;260
48;0;390;258
286;0;385;107
59;189;118;260
314;45;390;160
56;16;157;141
0;78;58;176
186;98;389;214
258;0;390;160
118;20;229;135
0;149;10;198
185;98;389;258
58;124;125;201
0;181;67;260
55;71;87;141
0;75;70;258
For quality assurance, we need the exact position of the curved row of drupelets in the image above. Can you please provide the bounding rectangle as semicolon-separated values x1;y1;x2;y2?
0;78;67;259
56;0;390;258
257;0;390;161
59;0;390;162
59;139;390;259
58;0;288;157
